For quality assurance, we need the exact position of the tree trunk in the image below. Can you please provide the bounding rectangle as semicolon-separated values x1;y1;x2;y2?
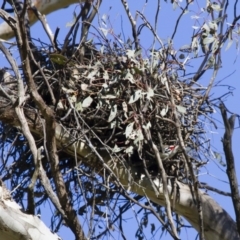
0;182;60;240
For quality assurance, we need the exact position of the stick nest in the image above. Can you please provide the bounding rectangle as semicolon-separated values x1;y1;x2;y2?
25;41;214;180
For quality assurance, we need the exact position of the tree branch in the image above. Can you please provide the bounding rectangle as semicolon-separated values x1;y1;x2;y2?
220;103;240;236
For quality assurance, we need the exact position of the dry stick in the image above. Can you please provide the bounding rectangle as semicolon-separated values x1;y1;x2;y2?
1;25;40;214
28;51;56;105
35;147;67;218
122;191;180;240
62;7;85;51
141;155;159;197
121;0;139;50
71;108;127;191
136;10;164;49
0;31;36;160
13;5;87;240
0;5;41;215
220;103;240;235
199;182;232;197
0;43;18;103
78;0;102;62
234;0;238;19
150;0;160;75
4;0;66;220
30;7;56;51
143;127;180;240
136;10;165;75
201;66;219;112
171;1;192;40
94;195;140;239
169;89;205;240
64;94;129;207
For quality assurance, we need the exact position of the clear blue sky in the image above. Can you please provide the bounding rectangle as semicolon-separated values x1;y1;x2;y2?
0;0;240;239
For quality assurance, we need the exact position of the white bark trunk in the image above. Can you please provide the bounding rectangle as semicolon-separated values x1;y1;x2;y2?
0;185;60;240
0;0;81;40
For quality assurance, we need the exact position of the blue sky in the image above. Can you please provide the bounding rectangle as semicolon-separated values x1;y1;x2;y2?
0;0;240;239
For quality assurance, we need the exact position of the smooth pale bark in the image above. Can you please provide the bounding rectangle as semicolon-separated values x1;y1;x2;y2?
0;185;60;240
0;0;81;40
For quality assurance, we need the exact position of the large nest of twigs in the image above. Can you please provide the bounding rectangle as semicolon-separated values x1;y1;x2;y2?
26;39;213;180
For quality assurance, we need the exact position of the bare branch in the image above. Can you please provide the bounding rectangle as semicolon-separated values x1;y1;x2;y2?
220;103;240;235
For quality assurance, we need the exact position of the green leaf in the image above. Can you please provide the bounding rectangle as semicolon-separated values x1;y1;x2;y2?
213;151;226;167
99;27;108;37
208;21;218;33
160;105;169;117
151;223;156;234
124;71;135;83
225;39;233;51
143;122;151;129
211;2;222;11
66;11;77;27
205;56;215;69
225;29;233;51
69;95;76;104
202;23;210;33
108;104;117;122
75;101;83;112
146;87;154;100
82;96;93;108
126;49;135;58
112;144;122;153
125;122;134;138
125;146;134;155
161;76;170;94
176;105;186;114
179;45;192;53
129;90;142;104
103;70;109;80
134;129;144;144
203;37;215;45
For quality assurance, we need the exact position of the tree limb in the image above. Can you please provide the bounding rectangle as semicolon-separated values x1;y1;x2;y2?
220;103;240;236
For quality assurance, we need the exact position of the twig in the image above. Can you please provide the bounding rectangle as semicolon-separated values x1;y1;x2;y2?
171;1;191;40
30;7;56;50
220;103;240;235
136;10;164;49
170;86;205;240
199;182;232;197
13;2;87;238
121;0;139;50
142;125;180;240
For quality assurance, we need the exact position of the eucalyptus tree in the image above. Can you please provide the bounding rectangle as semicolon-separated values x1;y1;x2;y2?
0;1;239;240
